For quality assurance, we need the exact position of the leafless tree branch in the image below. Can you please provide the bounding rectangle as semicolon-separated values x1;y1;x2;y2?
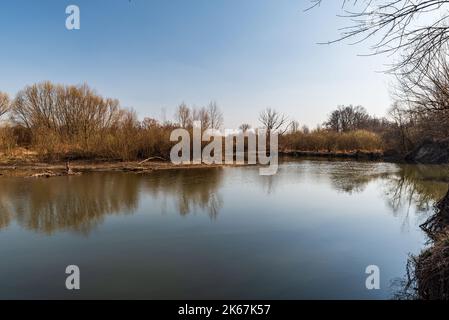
311;0;449;74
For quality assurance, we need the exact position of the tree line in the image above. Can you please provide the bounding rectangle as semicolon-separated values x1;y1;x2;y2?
0;82;175;160
0;80;440;161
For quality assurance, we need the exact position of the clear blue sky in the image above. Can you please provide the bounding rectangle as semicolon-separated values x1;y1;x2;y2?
0;0;392;128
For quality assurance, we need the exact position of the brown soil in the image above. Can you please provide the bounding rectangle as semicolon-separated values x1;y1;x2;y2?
0;158;225;178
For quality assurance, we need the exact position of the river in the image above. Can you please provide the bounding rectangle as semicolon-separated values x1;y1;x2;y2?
1;159;448;299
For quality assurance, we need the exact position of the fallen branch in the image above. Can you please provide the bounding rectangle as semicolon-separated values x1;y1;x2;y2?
30;171;59;178
138;156;167;165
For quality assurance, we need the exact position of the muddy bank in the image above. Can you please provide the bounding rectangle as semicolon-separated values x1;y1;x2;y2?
402;187;449;300
2;146;448;178
280;150;384;161
283;143;449;164
0;152;387;178
0;160;225;178
405;139;449;164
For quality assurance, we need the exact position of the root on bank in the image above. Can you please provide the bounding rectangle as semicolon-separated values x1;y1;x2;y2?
401;188;449;300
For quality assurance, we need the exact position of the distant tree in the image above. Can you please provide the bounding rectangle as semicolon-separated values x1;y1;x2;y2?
207;101;223;129
388;102;414;153
11;82;122;136
289;120;300;133
193;107;211;130
175;103;192;128
259;108;288;133
302;125;310;134
325;105;370;132
0;92;9;119
141;117;159;129
239;123;251;132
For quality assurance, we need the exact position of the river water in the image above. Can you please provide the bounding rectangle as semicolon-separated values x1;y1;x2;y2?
1;159;448;299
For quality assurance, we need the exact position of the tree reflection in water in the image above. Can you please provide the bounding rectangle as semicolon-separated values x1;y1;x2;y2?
0;168;223;234
140;168;223;219
1;162;448;236
254;160;449;229
0;173;140;234
307;161;449;217
326;162;449;228
383;165;449;214
258;160;448;210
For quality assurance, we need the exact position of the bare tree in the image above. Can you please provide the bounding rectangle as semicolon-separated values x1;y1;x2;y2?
302;125;310;134
239;123;251;132
0;92;9;119
11;82;124;142
290;120;300;133
325;105;370;132
393;45;449;140
175;103;192;128
207;101;223;129
396;46;449;115
388;102;415;153
310;0;449;74
193;107;211;130
259;108;288;133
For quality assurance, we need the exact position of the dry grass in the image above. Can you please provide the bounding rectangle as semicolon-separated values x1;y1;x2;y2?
280;129;383;153
0;126;17;155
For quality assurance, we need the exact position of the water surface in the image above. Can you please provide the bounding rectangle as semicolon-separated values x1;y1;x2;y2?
1;159;448;299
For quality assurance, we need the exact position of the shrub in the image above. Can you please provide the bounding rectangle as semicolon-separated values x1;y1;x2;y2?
281;129;382;152
0;126;17;155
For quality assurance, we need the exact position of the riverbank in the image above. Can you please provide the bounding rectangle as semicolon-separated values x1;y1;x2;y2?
2;146;446;177
281;142;449;163
280;150;385;161
0;159;225;178
0;149;388;177
403;188;449;300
